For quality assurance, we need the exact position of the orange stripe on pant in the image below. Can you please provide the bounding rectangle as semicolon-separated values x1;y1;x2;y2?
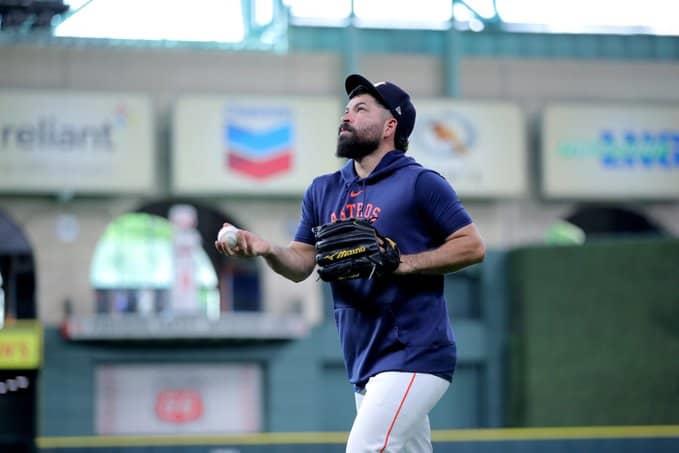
380;373;417;453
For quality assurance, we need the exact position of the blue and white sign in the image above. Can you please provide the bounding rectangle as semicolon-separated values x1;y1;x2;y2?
542;103;679;199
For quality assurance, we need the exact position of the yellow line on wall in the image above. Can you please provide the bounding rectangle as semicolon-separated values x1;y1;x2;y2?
36;425;679;449
431;425;679;442
37;432;349;448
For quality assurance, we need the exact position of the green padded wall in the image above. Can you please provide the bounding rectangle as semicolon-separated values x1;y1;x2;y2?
507;238;679;426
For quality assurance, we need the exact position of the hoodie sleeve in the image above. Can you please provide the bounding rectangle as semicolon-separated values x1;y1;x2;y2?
293;182;318;245
415;170;472;240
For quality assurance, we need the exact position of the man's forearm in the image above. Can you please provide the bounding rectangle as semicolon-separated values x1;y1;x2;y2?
400;244;483;275
398;226;486;275
263;244;315;282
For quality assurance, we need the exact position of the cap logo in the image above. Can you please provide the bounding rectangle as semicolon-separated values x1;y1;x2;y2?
395;106;401;116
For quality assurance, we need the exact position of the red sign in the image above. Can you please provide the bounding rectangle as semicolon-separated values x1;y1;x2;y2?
154;389;204;423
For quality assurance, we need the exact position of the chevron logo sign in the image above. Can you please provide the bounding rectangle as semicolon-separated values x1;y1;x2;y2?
224;106;294;179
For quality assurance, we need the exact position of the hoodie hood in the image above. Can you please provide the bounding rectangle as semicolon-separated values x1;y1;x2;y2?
339;150;422;186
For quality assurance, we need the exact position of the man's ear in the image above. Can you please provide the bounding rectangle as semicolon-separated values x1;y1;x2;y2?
383;117;398;139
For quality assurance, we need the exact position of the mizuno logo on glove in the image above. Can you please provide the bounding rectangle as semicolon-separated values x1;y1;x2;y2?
327;246;367;261
312;217;401;282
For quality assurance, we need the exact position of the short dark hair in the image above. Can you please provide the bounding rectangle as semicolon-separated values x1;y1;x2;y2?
349;85;384;106
395;135;409;152
348;86;409;152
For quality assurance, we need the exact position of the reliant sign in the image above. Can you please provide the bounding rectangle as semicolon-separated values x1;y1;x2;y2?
0;91;154;194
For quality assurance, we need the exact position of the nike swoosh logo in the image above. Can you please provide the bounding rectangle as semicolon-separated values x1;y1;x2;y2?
350;190;363;197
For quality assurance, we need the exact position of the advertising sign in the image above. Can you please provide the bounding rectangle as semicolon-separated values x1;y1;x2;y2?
172;96;342;195
542;103;679;199
96;363;262;434
409;100;526;197
0;91;154;194
0;321;42;369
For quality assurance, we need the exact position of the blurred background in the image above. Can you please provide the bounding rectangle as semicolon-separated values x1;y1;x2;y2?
0;1;678;452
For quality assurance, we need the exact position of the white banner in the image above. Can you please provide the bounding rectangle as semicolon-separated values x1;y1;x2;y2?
542;103;679;199
172;96;343;195
95;363;262;434
409;100;526;197
0;91;154;194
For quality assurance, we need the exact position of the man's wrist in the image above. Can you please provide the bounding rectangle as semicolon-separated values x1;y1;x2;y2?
261;244;275;259
396;254;417;274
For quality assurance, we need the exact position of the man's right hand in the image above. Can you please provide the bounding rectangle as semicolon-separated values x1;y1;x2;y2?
214;223;316;283
214;223;273;258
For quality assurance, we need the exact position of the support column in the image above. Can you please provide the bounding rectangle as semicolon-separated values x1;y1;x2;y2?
444;16;461;97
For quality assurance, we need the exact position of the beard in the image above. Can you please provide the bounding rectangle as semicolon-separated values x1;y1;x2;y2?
336;124;381;160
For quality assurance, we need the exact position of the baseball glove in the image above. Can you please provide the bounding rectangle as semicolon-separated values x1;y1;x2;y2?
312;218;401;281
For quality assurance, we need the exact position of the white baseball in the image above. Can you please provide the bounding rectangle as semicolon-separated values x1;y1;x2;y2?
218;225;239;247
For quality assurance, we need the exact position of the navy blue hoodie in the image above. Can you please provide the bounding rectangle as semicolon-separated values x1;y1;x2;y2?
295;150;472;389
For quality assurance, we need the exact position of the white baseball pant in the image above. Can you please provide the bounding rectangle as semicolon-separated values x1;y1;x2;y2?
346;371;450;453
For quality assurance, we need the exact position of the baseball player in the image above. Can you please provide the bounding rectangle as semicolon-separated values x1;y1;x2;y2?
216;73;485;452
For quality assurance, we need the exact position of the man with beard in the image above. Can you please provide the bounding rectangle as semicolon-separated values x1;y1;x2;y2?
215;74;485;452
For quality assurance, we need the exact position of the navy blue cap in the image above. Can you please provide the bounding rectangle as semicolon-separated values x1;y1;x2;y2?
345;74;416;140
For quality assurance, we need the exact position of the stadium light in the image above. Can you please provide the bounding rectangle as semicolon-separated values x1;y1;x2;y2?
0;0;69;30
